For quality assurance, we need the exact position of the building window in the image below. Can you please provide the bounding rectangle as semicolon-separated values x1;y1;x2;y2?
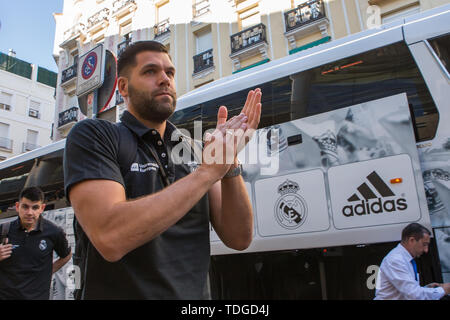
193;0;210;19
155;0;170;37
0;122;12;150
120;21;132;38
0;92;12;111
157;0;170;24
237;2;260;30
29;100;41;119
70;50;79;66
195;27;213;54
193;27;214;74
24;129;39;152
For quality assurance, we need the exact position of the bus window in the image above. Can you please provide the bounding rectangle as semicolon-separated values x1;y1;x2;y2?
175;43;438;142
201;81;274;134
428;33;450;75
169;105;202;137
284;41;439;142
0;151;64;217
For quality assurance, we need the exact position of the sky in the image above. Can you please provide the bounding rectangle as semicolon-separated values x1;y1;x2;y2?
0;0;63;72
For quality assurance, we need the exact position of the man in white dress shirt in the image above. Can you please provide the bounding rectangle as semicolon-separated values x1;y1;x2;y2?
375;223;450;300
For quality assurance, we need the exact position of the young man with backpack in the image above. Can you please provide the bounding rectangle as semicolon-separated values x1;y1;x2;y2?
0;187;72;300
64;41;262;299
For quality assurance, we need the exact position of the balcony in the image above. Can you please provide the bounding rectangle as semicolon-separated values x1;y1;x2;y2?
61;64;77;85
28;108;40;119
22;142;40;153
117;39;132;58
154;18;170;41
284;0;329;51
230;23;269;71
87;8;110;33
61;23;86;49
112;0;137;19
60;63;78;95
231;23;267;55
193;49;214;75
58;107;79;131
0;137;12;151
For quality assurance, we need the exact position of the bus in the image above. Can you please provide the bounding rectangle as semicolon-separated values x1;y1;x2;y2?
1;4;449;299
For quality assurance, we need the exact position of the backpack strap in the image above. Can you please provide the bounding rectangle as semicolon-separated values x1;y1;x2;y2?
0;221;11;245
116;121;138;178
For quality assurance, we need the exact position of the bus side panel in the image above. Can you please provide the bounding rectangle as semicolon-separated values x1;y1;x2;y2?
408;39;450;282
211;93;429;255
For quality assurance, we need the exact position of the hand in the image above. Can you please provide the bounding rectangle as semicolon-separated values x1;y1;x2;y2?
440;283;450;295
202;112;248;180
0;238;12;261
237;88;262;153
201;88;262;180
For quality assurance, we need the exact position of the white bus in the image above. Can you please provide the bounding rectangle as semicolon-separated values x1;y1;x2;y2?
1;4;449;299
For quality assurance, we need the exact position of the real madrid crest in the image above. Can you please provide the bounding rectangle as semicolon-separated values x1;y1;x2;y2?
39;239;47;251
274;179;307;229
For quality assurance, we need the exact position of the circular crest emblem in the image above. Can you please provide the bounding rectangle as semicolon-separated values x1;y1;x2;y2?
82;52;98;80
39;239;47;251
274;179;308;229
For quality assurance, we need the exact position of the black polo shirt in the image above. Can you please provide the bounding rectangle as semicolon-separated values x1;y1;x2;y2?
0;217;71;300
64;111;210;299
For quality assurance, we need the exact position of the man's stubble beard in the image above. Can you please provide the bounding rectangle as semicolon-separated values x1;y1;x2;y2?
128;83;177;123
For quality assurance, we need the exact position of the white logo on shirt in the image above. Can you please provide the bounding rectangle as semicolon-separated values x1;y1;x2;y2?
130;162;159;173
39;240;47;251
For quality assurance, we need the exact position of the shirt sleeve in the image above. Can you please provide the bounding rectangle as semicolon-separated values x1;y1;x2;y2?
382;257;445;300
64;119;125;203
54;227;71;259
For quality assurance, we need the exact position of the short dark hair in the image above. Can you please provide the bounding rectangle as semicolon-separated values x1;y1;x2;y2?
19;187;45;203
117;41;170;77
401;223;431;242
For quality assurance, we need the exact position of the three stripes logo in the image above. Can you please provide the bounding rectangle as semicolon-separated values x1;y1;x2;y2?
342;171;408;217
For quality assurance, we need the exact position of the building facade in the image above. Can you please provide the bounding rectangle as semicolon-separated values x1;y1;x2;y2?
52;0;449;141
0;51;56;160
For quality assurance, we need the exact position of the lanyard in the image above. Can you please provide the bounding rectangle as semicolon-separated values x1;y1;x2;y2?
138;138;171;187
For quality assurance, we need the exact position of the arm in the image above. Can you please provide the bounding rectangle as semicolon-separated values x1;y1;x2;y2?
209;89;261;250
69;166;223;263
208;173;253;251
52;251;72;274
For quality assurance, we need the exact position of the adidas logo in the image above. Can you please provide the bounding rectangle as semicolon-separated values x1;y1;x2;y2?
342;171;408;217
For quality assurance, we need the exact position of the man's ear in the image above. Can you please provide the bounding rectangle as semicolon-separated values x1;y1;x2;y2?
15;202;19;213
117;76;128;98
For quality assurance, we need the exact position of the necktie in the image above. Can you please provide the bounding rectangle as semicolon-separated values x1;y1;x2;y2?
411;259;418;281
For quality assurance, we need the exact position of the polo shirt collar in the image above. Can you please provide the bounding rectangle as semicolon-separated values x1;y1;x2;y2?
120;110;186;145
398;243;414;261
16;215;44;232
